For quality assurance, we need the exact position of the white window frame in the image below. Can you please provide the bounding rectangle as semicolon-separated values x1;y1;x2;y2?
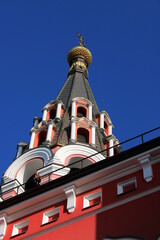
117;178;137;195
83;190;102;209
12;220;29;237
42;207;60;225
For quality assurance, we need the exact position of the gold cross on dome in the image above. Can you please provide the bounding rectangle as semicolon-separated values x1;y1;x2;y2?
77;33;86;47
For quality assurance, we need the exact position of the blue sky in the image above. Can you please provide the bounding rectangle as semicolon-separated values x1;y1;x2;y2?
0;1;160;179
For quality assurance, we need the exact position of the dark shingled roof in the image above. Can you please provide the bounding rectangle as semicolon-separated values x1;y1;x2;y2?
56;70;99;115
55;62;105;151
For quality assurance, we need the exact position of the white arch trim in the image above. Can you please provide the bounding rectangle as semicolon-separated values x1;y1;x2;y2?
3;147;53;184
53;145;105;166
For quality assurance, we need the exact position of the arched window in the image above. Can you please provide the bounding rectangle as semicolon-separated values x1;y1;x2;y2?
77;107;86;118
39;130;47;145
77;128;89;144
50;108;56;119
68;156;92;174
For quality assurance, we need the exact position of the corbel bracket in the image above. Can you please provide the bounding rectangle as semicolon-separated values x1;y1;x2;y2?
64;185;76;213
0;214;7;240
138;154;153;182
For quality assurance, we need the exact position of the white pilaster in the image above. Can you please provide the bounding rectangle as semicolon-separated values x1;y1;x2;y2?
29;131;35;149
88;104;92;120
56;102;62;119
46;123;53;142
109;138;114;157
100;113;104;129
108;125;112;135
91;125;96;145
71;120;76;141
42;109;47;121
71;101;76;117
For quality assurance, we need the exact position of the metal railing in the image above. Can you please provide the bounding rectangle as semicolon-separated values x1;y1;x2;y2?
0;126;160;201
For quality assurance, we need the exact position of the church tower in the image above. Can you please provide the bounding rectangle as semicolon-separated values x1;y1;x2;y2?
0;36;160;240
0;36;120;201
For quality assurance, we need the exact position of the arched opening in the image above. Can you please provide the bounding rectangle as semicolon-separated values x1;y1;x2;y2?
50;108;56;119
39;130;47;145
16;158;43;186
77;107;86;118
25;172;41;191
68;156;93;174
77;128;89;144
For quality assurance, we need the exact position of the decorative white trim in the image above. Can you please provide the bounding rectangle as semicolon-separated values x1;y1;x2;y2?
29;131;35;149
91;125;95;145
19;185;160;239
64;185;76;213
46;122;54;142
42;109;47;121
83;190;102;208
1;180;25;196
12;219;29;236
0;214;7;240
88;104;92;121
71;97;93;107
71;100;76;117
2;147;53;184
53;145;105;166
1;149;159;224
108;125;112;135
70;121;76;142
42;207;60;225
56;102;62;119
38;164;70;178
109;138;114;157
138;154;153;182
100;112;104;129
117;178;137;195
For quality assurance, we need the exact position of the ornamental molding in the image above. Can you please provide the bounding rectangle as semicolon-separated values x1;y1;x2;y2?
0;214;7;240
2;147;53;185
138;154;153;182
42;100;64;111
71;116;97;128
71;97;93;106
64;185;76;213
53;144;105;166
0;148;159;224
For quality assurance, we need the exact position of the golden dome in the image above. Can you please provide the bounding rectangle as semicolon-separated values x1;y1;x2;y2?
67;46;92;67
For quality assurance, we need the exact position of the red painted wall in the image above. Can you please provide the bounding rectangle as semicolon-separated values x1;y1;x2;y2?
4;162;160;240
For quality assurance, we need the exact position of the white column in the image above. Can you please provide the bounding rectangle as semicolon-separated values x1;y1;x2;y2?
88;105;92;120
46;123;53;142
42;109;47;121
109;138;114;157
100;113;104;129
91;125;96;145
108;125;112;135
71;101;76;117
71;121;76;141
56;102;62;119
29;131;35;149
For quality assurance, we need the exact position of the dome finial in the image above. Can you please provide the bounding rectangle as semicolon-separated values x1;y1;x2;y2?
77;33;86;47
67;34;92;67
